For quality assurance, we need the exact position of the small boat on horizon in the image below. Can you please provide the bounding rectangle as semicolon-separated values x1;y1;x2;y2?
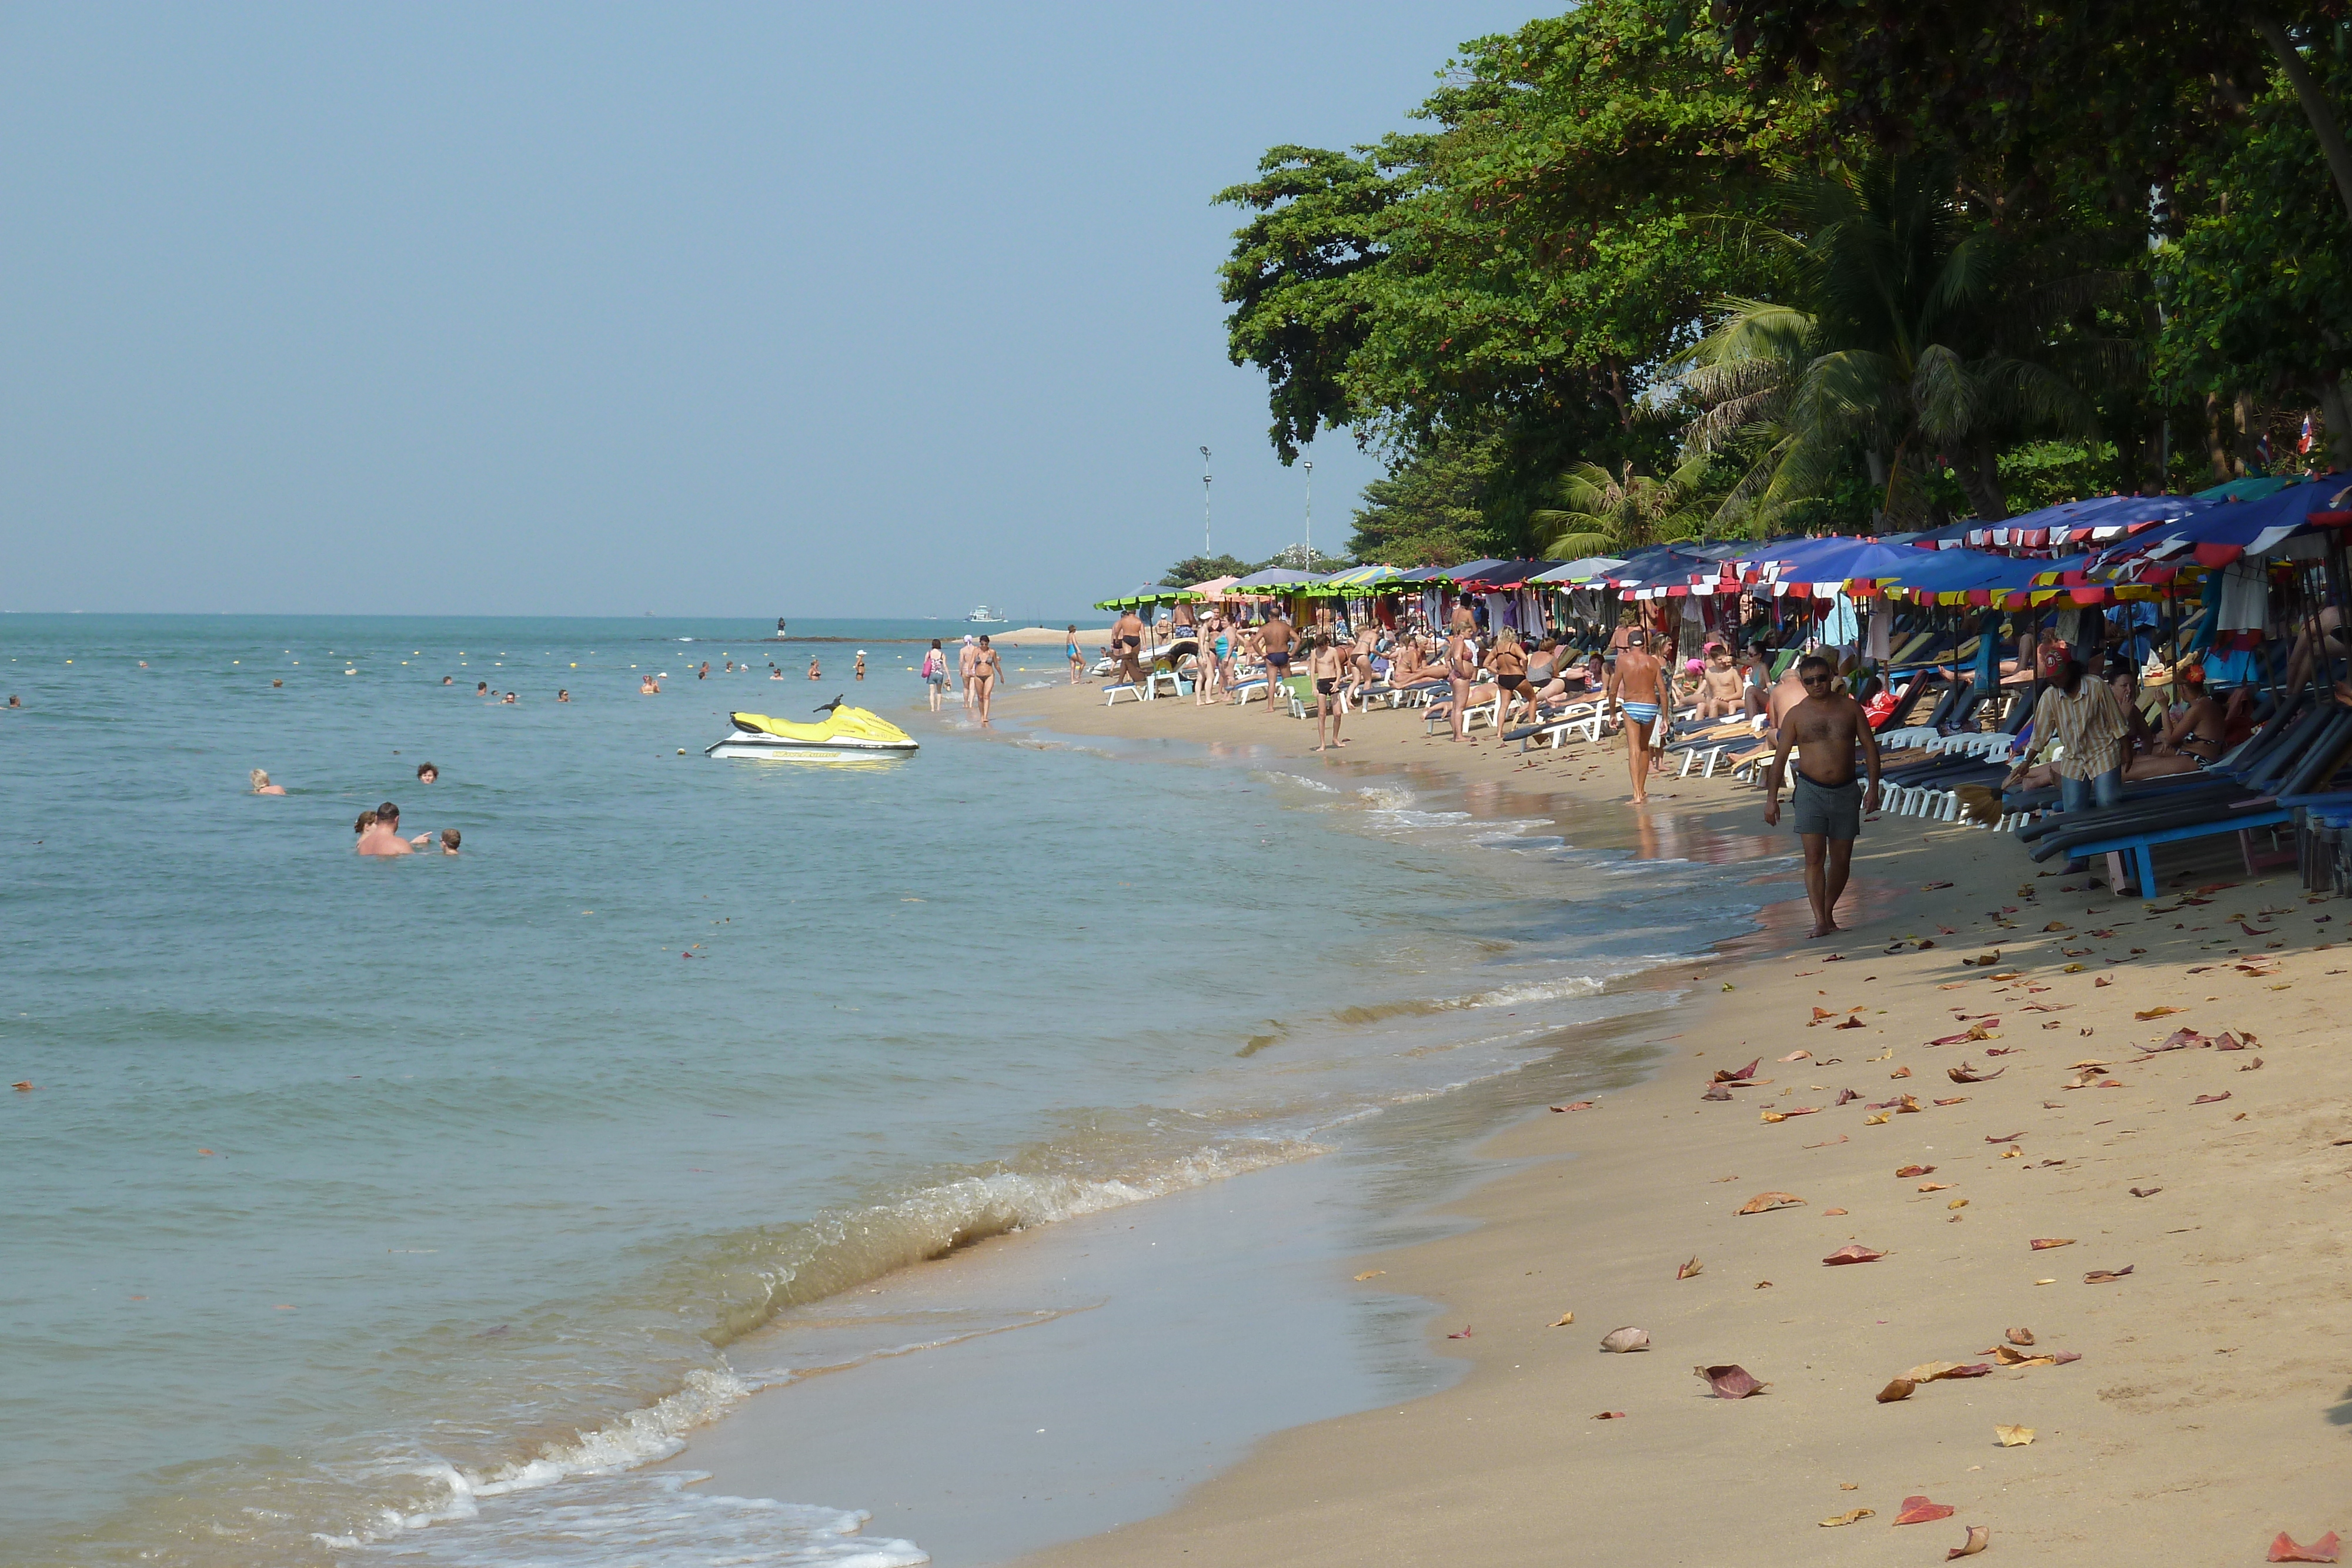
965;604;1007;624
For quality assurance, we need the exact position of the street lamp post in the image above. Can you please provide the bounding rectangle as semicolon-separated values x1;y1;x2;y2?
1302;459;1313;568
1200;446;1212;556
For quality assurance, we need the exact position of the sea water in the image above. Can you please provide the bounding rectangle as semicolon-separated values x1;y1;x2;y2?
0;616;1782;1567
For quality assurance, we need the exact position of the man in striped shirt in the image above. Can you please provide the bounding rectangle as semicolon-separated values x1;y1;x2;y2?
2032;658;2130;871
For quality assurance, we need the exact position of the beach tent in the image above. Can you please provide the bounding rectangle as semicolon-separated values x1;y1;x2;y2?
1229;567;1333;591
1532;556;1628;584
1960;493;2207;554
1093;586;1205;610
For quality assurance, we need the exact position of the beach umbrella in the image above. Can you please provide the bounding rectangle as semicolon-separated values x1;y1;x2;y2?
1229;567;1332;591
1532;556;1628;584
1961;493;2207;554
1186;574;1241;597
1092;587;1206;610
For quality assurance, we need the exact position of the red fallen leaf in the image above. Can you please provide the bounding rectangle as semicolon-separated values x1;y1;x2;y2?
1937;924;1957;934
1987;1045;2020;1054
1446;1326;1474;1338
1932;1025;1995;1045
2193;1092;2233;1105
1948;1063;2004;1083
2020;1002;2073;1012
1895;1164;1936;1177
2084;1264;2135;1283
2243;1057;2265;1071
1833;1017;1866;1029
1836;1088;1860;1105
2269;1531;2341;1563
1802;1134;1849;1148
1809;1007;1839;1025
1693;1363;1765;1398
1985;1132;2024;1144
2029;1237;2076;1249
1890;1065;1914;1079
1591;1410;1628;1419
2241;922;2270;937
1549;1101;1596;1112
1895;1496;1958;1526
2095;975;2114;987
1822;1244;1884;1265
1949;1524;1991;1559
1714;1058;1761;1083
1934;1096;1970;1106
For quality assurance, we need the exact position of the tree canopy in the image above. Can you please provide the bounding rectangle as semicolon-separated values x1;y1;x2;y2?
1215;0;2352;546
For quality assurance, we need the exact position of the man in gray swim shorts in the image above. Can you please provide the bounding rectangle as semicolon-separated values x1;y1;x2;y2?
1762;653;1882;938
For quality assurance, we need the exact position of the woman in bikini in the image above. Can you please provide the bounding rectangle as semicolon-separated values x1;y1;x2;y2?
1065;626;1086;687
1444;627;1479;742
1487;628;1531;727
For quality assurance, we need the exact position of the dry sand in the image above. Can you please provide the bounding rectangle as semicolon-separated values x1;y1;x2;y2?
991;679;2351;1566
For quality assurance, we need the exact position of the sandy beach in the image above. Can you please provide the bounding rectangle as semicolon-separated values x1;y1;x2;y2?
653;675;2351;1566
977;679;2350;1566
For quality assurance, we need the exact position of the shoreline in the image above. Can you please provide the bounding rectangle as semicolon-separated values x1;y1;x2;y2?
988;680;2349;1567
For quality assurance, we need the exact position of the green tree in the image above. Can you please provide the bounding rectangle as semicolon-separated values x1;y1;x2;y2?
1528;454;1719;559
1678;156;2123;525
1158;554;1255;588
1345;427;1513;564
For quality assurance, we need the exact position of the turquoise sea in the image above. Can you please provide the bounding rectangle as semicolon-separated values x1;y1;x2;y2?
1;615;1784;1567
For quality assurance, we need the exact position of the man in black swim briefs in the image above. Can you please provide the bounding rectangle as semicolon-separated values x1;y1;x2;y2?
1259;612;1297;718
1762;653;1882;938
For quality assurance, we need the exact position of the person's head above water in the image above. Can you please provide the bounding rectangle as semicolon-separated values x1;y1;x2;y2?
376;801;400;826
416;763;437;784
355;810;377;834
439;828;461;853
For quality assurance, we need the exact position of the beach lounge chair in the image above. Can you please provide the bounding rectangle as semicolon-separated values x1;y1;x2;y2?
1104;681;1144;706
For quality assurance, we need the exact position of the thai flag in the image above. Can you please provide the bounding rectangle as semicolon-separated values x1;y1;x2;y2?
2300;414;2314;455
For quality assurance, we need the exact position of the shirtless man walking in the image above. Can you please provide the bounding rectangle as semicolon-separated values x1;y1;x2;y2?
958;636;980;710
1259;611;1297;717
1762;653;1883;938
1609;628;1666;803
1111;608;1147;688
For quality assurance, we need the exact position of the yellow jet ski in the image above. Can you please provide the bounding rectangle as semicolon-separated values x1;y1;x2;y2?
705;697;920;759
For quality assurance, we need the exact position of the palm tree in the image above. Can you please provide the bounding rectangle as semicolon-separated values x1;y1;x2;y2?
1678;155;2127;528
1528;452;1719;559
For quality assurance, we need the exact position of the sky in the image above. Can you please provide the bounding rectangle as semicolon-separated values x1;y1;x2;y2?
0;2;1529;618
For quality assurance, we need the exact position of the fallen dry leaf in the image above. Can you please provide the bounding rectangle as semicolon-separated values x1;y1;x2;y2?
1353;1270;1385;1281
1896;1164;1936;1178
2129;1186;2162;1198
1551;1312;1575;1327
1890;1065;1914;1079
2135;1005;2184;1019
2193;1092;2233;1105
2095;975;2114;987
1865;1112;1891;1125
1823;1243;1885;1265
2006;1327;2035;1346
1819;1507;1875;1527
1986;1132;2024;1144
1995;1423;2034;1446
1600;1325;1650;1353
1694;1363;1765;1399
2268;1530;2341;1563
1591;1409;1628;1419
1948;1524;1991;1559
2029;1238;2076;1250
2084;1265;2135;1283
1713;1058;1761;1083
1446;1326;1473;1339
1677;1255;1705;1279
1947;1198;1969;1210
1803;1134;1850;1148
1779;1049;1812;1062
1877;1377;1916;1402
1548;1101;1596;1112
1739;1191;1806;1215
1895;1496;1958;1526
1918;1181;1955;1191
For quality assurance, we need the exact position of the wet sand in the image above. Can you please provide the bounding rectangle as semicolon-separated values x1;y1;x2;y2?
1004;680;2351;1566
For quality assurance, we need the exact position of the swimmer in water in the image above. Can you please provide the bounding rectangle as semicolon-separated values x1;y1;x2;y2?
416;763;438;784
639;674;660;695
272;679;283;688
477;681;490;697
557;689;570;702
356;801;414;857
855;650;867;681
353;810;377;837
442;676;453;685
807;654;821;680
501;691;516;704
250;769;286;795
437;828;460;854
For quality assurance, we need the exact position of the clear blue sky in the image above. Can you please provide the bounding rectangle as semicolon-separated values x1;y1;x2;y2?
0;2;1527;617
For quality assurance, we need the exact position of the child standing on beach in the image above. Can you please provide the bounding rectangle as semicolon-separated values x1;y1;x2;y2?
1307;632;1347;751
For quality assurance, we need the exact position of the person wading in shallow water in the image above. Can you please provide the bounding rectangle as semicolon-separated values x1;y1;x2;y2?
1763;653;1883;938
1609;628;1665;804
